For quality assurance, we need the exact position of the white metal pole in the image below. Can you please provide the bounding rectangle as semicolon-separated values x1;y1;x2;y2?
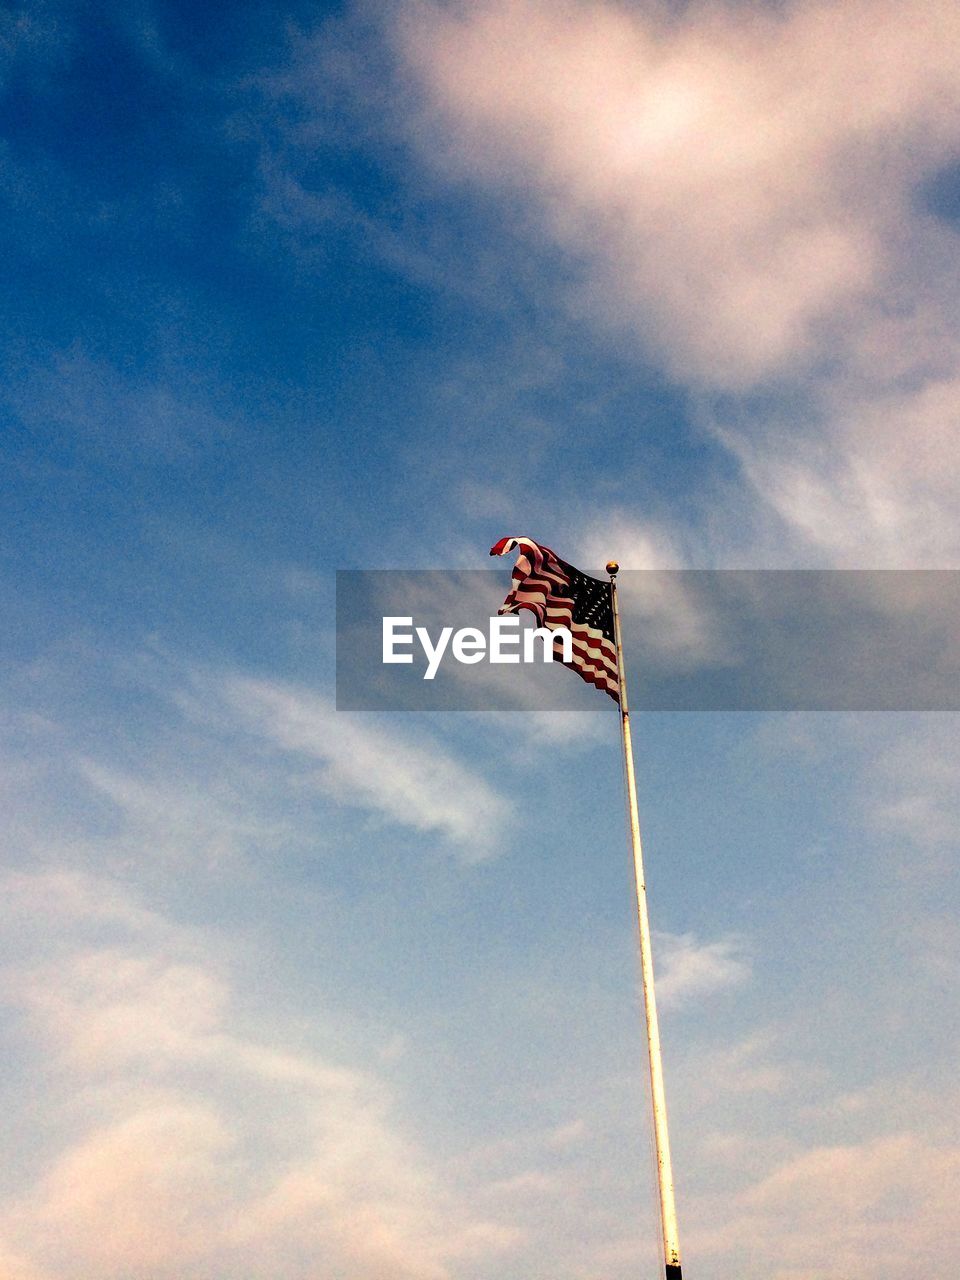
608;561;683;1280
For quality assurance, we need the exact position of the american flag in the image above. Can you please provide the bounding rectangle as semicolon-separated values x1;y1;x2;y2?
489;536;620;702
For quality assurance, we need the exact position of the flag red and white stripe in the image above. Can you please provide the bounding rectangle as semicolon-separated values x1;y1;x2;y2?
489;536;620;702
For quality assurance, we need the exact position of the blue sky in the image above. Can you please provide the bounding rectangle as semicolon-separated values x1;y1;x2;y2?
2;2;960;1278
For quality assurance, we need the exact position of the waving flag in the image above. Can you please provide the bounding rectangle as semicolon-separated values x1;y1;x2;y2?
489;536;620;701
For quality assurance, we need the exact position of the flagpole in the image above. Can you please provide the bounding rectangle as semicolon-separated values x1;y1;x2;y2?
607;561;683;1280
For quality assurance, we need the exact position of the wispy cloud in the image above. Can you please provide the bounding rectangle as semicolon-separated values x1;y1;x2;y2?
851;717;960;984
862;717;960;855
2;346;230;462
675;1030;802;1104
215;673;512;859
76;756;295;868
654;929;752;1010
0;4;73;89
2;643;514;869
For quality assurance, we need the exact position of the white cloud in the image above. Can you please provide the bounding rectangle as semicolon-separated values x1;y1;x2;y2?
9;1104;237;1276
688;1131;960;1279
216;673;512;859
1;867;166;937
676;1031;799;1103
24;656;513;867
397;0;960;386
862;717;960;854
0;869;512;1280
708;368;960;566
394;0;960;564
654;930;752;1009
578;514;689;571
505;710;608;748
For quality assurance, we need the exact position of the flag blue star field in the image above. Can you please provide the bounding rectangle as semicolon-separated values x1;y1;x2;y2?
490;537;620;701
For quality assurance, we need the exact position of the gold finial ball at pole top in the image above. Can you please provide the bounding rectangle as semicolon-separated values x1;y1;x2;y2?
606;560;619;576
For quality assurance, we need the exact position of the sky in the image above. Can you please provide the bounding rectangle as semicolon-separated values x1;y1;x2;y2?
2;2;960;1278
